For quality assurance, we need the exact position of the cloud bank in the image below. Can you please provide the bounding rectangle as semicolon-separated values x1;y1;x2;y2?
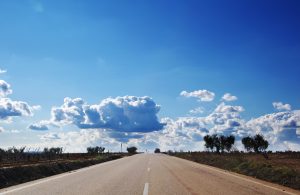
39;96;164;133
30;89;300;152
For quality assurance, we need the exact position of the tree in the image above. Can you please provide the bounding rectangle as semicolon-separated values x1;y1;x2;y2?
212;134;221;153
220;135;227;153
204;135;214;151
242;134;269;153
87;146;105;154
204;134;235;153
154;148;161;153
242;136;253;152
253;134;269;153
127;146;137;154
224;135;235;152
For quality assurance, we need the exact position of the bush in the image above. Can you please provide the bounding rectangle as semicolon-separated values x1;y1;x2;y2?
154;148;161;153
127;147;137;154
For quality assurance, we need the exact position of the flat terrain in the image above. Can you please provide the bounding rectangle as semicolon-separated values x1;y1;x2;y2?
0;154;299;195
172;152;300;190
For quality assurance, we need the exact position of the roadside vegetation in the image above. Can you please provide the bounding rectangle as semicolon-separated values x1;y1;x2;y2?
169;134;300;190
0;146;126;189
127;146;138;154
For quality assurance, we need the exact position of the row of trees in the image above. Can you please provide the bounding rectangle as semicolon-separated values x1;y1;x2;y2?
43;147;63;155
0;147;63;155
0;147;66;163
204;135;235;153
204;134;269;153
86;146;105;154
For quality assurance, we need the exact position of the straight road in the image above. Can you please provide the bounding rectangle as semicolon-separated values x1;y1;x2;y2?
0;154;299;195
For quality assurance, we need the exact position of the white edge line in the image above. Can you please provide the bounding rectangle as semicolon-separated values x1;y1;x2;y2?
175;157;298;195
143;183;149;195
0;157;124;194
202;164;296;195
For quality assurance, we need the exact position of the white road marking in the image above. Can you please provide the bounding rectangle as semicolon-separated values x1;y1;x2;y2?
0;158;122;194
179;157;298;195
143;183;149;195
147;167;150;172
0;173;72;194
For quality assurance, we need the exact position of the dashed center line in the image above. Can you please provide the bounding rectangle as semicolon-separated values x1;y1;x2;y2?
143;183;149;195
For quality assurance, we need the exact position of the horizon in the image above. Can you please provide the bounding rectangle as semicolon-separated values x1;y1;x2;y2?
0;0;300;152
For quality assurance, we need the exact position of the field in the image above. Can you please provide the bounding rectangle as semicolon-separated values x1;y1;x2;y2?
170;151;300;190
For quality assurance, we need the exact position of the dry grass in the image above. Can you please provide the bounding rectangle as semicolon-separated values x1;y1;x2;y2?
171;152;300;190
0;154;123;189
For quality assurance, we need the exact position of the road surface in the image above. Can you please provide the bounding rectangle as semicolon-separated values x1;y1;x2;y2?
0;154;299;195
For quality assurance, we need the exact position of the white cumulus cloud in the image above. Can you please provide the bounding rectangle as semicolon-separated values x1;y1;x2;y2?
0;79;36;122
273;102;291;111
0;98;33;119
28;121;49;131
36;96;164;133
180;89;215;102
222;93;237;102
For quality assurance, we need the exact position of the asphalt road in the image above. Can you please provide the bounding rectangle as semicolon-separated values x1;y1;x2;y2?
0;154;299;195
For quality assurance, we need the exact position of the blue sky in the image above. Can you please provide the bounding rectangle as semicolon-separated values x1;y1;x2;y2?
0;0;300;152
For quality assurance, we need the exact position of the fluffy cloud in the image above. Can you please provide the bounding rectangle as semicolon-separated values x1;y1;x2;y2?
28;122;49;131
32;105;42;111
127;118;206;152
214;102;244;113
24;87;300;152
273;102;291;111
42;96;164;132
222;93;237;102
0;98;33;119
144;100;299;151
180;90;215;102
245;110;300;144
0;80;12;97
0;79;36;123
154;107;300;152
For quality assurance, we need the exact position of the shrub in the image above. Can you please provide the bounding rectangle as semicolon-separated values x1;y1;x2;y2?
127;147;137;154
